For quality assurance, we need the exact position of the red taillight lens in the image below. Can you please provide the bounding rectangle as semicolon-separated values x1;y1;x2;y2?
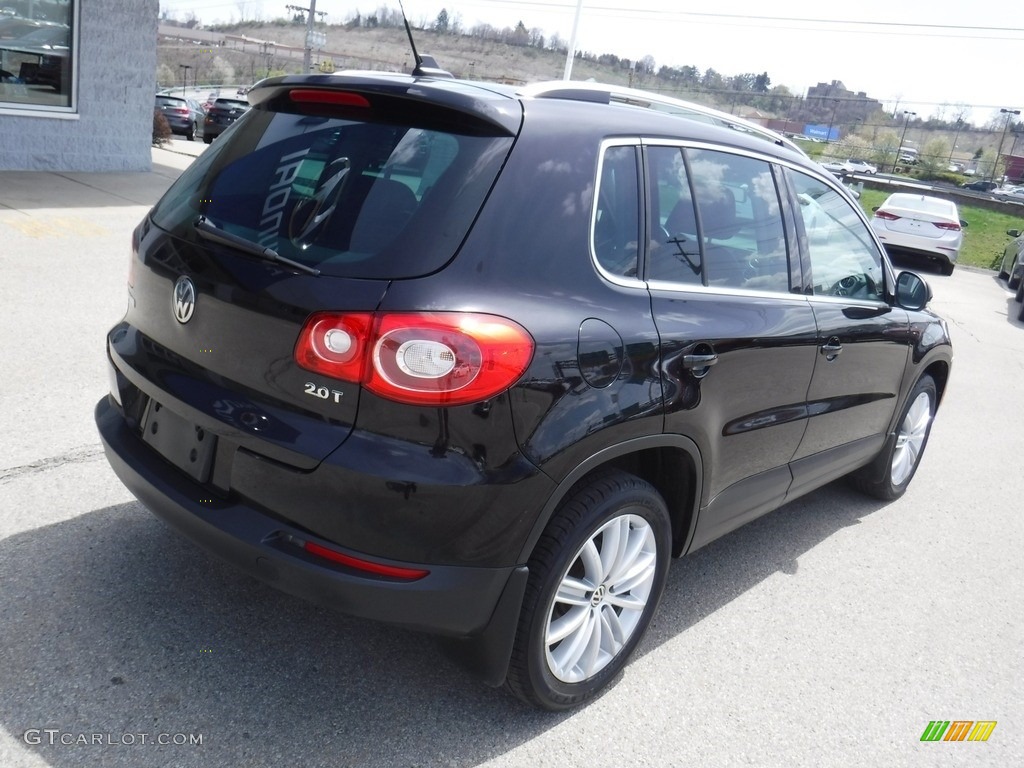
933;221;961;231
874;210;901;221
294;312;534;406
294;312;374;382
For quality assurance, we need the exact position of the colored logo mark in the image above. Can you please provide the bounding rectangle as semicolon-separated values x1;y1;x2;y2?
920;721;997;742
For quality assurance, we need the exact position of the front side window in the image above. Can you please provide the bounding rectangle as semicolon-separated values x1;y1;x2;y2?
0;1;74;110
786;171;885;301
648;146;790;293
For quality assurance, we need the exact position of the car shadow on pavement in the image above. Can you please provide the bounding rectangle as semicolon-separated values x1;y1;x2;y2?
0;485;887;767
642;482;885;657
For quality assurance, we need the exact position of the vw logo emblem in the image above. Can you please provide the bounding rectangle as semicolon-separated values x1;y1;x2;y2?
173;276;196;324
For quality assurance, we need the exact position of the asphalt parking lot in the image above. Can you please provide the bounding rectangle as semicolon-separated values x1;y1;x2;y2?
1;142;1021;767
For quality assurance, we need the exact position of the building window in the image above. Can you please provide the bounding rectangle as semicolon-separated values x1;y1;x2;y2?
0;1;76;111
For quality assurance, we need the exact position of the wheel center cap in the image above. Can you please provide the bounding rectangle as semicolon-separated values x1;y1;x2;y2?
590;584;607;607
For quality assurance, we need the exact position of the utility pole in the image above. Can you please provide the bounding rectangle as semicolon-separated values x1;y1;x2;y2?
285;1;327;72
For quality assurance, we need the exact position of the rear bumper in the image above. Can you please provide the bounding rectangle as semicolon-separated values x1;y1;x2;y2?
873;230;960;265
95;396;520;640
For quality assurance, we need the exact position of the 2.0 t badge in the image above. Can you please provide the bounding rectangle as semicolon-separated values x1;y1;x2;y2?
173;276;196;324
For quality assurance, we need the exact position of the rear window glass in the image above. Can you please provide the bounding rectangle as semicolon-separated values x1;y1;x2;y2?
151;109;513;279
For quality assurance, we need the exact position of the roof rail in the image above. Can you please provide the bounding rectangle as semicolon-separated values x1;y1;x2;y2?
518;81;805;157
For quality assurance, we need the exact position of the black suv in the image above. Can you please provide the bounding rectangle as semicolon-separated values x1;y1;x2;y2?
201;96;250;144
96;72;952;710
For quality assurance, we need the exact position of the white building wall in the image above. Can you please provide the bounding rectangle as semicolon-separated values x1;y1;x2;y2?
0;0;158;171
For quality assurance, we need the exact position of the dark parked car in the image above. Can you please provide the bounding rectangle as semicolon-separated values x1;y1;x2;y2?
960;180;998;192
155;94;204;141
202;96;249;143
96;73;953;710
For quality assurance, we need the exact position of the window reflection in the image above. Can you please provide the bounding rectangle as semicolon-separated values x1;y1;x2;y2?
0;1;73;109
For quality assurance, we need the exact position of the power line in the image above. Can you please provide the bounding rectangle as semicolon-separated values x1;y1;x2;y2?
463;1;1023;39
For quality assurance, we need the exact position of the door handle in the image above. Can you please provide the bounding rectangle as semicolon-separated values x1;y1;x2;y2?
820;337;843;361
683;350;718;379
683;353;719;368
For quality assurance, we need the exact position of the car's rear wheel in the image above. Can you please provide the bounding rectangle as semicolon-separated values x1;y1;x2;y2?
941;261;955;276
186;121;196;141
203;134;213;145
1018;298;1024;322
1015;279;1024;303
505;469;671;710
852;375;936;500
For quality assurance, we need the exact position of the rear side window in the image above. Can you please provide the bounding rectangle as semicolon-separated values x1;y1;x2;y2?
647;146;790;292
151;110;513;279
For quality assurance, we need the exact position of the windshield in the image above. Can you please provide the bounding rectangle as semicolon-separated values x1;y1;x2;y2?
151;110;513;279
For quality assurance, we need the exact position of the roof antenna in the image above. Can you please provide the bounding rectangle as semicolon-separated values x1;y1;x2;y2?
397;0;453;78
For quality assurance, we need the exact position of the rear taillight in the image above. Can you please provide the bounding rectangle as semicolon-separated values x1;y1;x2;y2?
295;312;534;406
934;221;961;231
874;210;900;221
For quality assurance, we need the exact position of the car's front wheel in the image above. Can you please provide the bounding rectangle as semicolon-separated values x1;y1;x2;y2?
1015;279;1024;303
852;375;936;500
1009;264;1022;291
505;470;671;710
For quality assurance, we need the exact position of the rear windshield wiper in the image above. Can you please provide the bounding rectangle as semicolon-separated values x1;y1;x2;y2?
194;216;320;276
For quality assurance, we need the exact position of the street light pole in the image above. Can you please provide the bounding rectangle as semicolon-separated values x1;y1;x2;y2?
992;108;1020;183
947;118;964;168
179;64;191;98
892;110;916;173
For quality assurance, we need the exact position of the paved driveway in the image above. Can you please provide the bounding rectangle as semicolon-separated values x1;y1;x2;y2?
0;159;1021;766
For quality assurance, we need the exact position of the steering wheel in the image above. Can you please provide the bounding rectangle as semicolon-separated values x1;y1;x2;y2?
831;273;875;298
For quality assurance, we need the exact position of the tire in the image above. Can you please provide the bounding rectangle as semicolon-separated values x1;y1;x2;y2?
851;375;937;500
1018;298;1024;323
203;134;213;145
186;121;195;141
505;469;671;710
1009;268;1022;291
1015;279;1024;303
941;261;955;276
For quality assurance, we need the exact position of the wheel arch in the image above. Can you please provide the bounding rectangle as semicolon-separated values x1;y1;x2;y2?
925;358;951;408
517;435;704;564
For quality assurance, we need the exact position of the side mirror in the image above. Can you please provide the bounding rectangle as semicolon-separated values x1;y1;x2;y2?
871;206;880;212
960;220;969;228
1008;229;1022;238
895;271;931;311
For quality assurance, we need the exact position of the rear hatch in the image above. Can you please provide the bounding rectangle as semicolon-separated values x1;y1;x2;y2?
156;95;190;123
205;98;249;127
876;195;958;240
115;75;521;472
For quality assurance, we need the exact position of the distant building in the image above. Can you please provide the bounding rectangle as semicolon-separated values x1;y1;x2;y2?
806;80;883;124
0;0;157;171
1003;154;1024;183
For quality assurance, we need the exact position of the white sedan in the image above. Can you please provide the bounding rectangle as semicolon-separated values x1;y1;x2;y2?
870;193;966;275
